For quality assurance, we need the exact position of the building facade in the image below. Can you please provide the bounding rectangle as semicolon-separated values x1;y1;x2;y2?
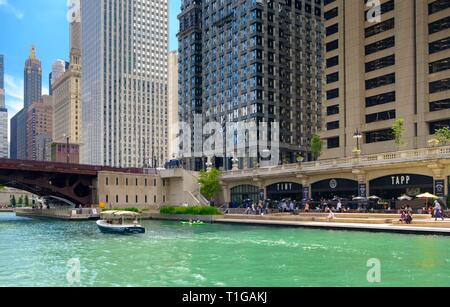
53;18;82;145
51;142;80;164
178;0;324;170
0;54;8;158
168;51;179;159
27;95;53;161
81;0;169;168
320;0;450;159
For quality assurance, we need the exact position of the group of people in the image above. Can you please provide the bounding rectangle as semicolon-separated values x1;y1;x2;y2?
399;205;413;224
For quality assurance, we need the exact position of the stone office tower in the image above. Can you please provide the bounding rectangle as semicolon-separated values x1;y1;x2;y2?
0;54;8;158
178;0;324;170
81;0;169;168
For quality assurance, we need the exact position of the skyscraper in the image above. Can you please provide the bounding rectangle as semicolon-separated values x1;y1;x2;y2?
27;95;53;161
0;54;8;158
168;51;179;159
53;16;82;146
320;0;450;159
24;46;42;110
10;47;43;159
178;0;324;170
81;0;169;168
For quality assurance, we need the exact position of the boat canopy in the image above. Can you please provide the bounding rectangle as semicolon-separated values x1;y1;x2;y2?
100;210;140;218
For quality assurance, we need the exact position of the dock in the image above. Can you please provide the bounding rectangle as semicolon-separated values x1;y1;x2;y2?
14;208;100;221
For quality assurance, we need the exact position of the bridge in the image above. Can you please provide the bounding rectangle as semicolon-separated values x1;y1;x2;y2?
0;158;150;207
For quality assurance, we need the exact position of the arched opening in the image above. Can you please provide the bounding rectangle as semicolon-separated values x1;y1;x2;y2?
230;185;260;206
370;174;434;200
266;182;303;201
311;178;358;200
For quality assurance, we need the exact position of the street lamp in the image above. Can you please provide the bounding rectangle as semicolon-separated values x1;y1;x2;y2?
353;129;363;155
63;134;70;164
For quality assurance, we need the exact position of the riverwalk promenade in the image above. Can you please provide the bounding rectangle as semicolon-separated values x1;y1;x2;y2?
148;212;450;236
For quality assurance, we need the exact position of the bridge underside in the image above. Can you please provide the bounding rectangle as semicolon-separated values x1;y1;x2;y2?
0;170;95;207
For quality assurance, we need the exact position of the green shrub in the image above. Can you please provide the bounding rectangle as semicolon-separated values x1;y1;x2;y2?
160;206;222;216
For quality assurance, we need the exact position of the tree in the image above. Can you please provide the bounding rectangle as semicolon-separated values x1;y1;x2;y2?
18;196;24;205
25;195;30;207
198;168;222;203
392;118;406;149
311;135;323;161
435;127;450;146
10;195;16;208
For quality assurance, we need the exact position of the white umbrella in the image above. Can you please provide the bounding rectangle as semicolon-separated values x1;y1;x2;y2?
353;196;367;201
397;195;412;201
368;195;380;200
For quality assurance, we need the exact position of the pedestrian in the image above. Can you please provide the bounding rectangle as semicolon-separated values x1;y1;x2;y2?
434;200;445;221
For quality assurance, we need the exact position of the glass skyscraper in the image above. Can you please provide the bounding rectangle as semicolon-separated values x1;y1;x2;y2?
178;0;324;170
81;0;169;168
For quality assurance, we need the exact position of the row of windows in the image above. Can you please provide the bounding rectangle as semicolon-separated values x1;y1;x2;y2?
105;194;164;204
430;98;450;112
365;36;395;56
366;73;395;90
327;120;339;130
365;54;395;73
429;16;450;35
429;57;450;74
326;71;339;84
366;109;396;124
324;7;338;20
105;177;158;187
430;78;450;94
366;91;396;108
429;36;450;54
429;0;450;15
365;18;394;38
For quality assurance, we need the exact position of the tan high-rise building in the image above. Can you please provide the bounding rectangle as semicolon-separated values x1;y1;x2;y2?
168;51;178;160
52;19;82;145
320;0;450;159
27;95;53;161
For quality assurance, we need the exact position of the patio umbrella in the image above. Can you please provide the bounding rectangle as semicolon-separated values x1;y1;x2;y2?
416;192;439;207
397;195;412;201
368;195;381;200
352;196;367;201
416;192;439;199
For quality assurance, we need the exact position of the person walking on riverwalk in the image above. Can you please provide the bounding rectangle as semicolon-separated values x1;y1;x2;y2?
434;200;444;221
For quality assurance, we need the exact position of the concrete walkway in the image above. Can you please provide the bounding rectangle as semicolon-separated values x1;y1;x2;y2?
215;215;450;236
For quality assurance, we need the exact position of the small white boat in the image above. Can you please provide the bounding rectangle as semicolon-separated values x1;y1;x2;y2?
97;211;145;234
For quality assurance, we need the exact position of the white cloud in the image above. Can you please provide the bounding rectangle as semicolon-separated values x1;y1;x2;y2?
0;0;24;20
4;74;23;102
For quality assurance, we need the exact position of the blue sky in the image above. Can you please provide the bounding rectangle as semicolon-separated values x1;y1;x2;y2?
0;0;181;121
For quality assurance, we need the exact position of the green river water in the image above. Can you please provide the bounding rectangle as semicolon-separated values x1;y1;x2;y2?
0;212;449;287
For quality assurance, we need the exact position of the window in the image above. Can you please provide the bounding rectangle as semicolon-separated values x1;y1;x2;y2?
429;78;450;93
326;40;339;52
429;37;450;54
430;98;450;112
326;56;339;68
366;91;396;107
365;37;395;55
327;88;339;100
366;73;395;90
327;72;339;84
327;137;340;149
429;0;450;15
327;105;339;116
324;0;336;5
106;177;109;186
326;23;338;36
365;18;395;38
365;55;395;72
365;129;394;143
325;7;338;20
430;119;450;134
327;121;340;130
366;110;396;123
429;57;450;74
429;16;450;34
364;0;394;20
